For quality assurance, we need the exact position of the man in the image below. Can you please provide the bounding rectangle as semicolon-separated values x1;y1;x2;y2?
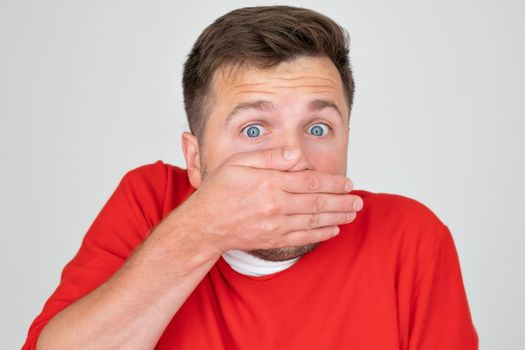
23;5;478;349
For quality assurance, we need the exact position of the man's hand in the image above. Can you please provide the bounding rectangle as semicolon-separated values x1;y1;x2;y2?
174;147;363;255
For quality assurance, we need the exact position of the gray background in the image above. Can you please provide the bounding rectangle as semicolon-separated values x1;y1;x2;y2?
1;0;523;348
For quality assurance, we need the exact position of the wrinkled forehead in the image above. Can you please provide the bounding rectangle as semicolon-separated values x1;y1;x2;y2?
208;56;347;112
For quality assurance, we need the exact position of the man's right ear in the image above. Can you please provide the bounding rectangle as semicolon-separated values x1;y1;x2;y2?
181;131;202;189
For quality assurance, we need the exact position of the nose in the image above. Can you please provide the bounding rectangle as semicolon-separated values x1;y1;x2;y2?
278;137;313;172
287;149;312;171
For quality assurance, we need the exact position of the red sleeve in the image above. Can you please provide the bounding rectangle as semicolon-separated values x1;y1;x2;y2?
21;161;168;349
408;225;479;349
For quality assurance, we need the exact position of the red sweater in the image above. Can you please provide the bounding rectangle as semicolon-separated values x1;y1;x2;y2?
22;161;478;349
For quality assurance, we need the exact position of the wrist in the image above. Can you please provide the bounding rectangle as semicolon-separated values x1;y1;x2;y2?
155;208;223;270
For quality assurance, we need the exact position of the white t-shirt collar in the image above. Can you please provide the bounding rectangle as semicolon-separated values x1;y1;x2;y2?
222;249;300;276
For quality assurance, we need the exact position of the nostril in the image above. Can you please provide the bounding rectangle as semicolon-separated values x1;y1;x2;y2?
288;155;312;172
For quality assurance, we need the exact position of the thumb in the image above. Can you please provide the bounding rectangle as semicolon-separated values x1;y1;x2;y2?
224;147;301;171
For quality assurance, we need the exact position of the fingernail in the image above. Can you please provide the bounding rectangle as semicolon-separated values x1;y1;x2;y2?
346;212;356;222
283;148;299;160
344;180;353;192
353;198;363;211
332;226;340;235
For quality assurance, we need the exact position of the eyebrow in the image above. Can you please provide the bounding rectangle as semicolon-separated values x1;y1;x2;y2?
308;99;344;120
224;99;344;126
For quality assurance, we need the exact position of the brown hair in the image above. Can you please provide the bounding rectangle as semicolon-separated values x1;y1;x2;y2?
182;5;355;146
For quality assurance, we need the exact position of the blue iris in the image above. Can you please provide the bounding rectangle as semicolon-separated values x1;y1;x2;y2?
246;126;261;137
310;124;324;136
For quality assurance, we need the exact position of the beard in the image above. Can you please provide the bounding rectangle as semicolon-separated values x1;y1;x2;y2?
200;160;320;262
247;243;320;262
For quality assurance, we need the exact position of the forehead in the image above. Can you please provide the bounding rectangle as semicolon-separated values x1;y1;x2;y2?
209;56;347;114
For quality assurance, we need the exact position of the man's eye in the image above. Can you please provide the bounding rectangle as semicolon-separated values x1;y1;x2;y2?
241;124;267;138
308;123;331;136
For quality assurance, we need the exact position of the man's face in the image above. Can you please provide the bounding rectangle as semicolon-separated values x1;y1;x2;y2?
199;55;350;261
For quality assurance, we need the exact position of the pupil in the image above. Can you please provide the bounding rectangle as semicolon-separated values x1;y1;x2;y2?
247;126;260;137
312;125;323;136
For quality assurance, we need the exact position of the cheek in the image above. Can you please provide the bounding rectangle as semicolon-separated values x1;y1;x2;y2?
201;140;244;174
309;152;346;174
200;123;241;171
304;139;348;174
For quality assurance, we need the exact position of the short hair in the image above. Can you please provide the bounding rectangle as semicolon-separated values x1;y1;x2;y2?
182;5;355;146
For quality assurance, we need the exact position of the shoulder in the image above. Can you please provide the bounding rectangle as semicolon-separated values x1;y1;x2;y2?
120;160;190;196
348;189;449;257
354;189;444;227
117;160;193;220
122;160;187;186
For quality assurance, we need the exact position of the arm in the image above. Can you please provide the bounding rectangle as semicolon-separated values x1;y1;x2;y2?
408;225;479;349
24;148;361;349
20;162;222;350
36;209;221;350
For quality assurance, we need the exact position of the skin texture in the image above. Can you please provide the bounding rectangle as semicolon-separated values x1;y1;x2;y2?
181;55;351;261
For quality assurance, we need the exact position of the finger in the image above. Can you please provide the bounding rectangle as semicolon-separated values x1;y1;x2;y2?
278;225;340;248
281;212;357;232
280;193;363;214
279;170;353;194
223;147;302;171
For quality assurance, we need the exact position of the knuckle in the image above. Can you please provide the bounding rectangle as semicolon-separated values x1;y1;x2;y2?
261;235;279;249
305;173;321;191
257;177;272;192
312;194;324;213
271;235;282;247
299;233;310;246
262;220;279;233
263;148;274;166
262;201;280;216
308;212;319;228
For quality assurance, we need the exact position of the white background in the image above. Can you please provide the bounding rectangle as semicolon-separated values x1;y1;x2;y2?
1;0;523;348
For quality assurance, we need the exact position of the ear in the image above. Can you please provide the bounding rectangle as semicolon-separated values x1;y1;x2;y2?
181;131;202;188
